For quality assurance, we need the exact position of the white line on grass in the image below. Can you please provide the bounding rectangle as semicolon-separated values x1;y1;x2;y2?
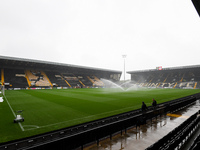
25;105;139;131
4;95;24;131
23;125;40;131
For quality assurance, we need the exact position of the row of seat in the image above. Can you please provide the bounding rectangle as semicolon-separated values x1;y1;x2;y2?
1;68;103;88
132;71;200;89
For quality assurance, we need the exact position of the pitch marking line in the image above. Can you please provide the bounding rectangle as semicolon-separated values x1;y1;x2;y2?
4;95;25;131
25;105;138;131
23;125;40;131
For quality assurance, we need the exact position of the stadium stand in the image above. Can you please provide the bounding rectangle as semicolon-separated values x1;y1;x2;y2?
62;73;80;87
0;56;121;89
25;70;52;87
93;75;104;86
45;71;69;87
2;55;200;90
87;75;104;87
4;68;28;88
87;76;95;85
128;66;200;89
76;74;93;87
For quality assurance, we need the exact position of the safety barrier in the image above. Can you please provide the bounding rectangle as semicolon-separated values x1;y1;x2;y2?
146;111;200;150
189;111;200;150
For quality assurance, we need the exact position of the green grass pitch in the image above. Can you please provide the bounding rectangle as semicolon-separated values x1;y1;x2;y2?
0;88;200;143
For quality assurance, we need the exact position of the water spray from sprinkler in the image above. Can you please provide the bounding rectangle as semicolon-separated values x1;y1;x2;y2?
100;78;141;92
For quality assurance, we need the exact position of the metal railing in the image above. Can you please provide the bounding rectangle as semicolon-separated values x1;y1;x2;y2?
146;111;200;150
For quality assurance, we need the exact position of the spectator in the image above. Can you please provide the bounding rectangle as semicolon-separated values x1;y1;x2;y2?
141;102;147;112
152;98;157;108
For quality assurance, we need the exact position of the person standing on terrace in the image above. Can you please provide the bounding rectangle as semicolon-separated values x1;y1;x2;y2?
152;98;157;109
141;102;147;112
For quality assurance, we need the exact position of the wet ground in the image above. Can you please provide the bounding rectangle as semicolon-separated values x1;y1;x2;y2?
84;100;200;150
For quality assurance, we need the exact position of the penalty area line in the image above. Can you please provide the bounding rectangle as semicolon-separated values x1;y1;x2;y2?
4;95;25;131
28;106;140;131
23;125;40;131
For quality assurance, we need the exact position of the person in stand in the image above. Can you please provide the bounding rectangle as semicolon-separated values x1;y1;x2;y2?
141;101;148;112
152;98;157;109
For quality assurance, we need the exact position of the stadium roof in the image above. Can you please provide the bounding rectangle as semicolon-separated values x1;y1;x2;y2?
127;65;200;74
192;0;200;17
0;55;121;74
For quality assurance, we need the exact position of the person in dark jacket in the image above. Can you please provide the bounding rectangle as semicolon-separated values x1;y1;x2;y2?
141;102;147;112
152;98;157;108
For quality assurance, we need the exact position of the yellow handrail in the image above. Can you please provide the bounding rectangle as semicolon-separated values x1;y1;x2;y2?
87;76;94;83
194;82;197;89
24;70;31;87
1;69;4;83
173;83;177;88
42;71;53;87
79;80;85;87
61;74;71;87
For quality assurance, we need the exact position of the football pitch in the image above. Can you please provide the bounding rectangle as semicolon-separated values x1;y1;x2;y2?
1;88;200;143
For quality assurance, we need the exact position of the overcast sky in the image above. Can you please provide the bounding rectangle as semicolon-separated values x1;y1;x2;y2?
0;0;200;80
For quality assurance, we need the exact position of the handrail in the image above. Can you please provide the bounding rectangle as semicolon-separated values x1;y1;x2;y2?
145;111;200;150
